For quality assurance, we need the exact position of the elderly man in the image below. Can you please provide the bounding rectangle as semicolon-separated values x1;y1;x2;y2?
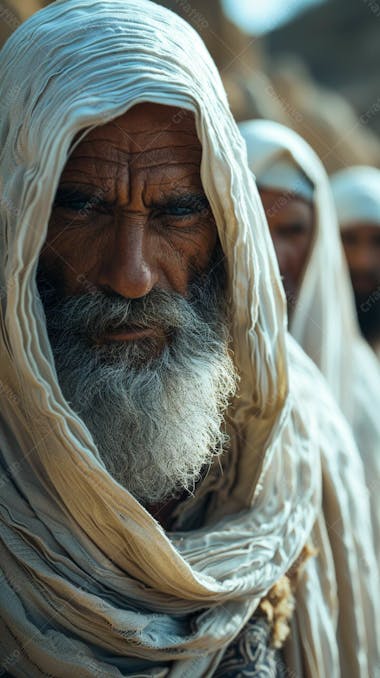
331;166;380;359
0;1;379;676
37;101;235;516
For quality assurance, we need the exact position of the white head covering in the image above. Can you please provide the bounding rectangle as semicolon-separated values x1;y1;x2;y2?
0;4;379;676
240;118;380;572
239;119;359;414
331;166;380;229
255;158;314;203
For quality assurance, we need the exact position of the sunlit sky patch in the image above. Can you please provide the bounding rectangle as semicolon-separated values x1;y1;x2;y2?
221;0;326;36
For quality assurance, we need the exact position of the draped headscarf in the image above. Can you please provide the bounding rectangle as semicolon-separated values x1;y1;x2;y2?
0;3;379;676
331;165;380;229
239;119;380;567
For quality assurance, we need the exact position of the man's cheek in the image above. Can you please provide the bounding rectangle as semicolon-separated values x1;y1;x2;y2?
41;235;98;296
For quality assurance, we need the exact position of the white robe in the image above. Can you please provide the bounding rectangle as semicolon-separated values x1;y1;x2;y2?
0;2;379;676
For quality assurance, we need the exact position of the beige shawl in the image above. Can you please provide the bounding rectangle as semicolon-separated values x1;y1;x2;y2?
0;3;378;676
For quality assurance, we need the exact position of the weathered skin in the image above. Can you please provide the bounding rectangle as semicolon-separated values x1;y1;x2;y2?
40;102;218;329
39;102;219;524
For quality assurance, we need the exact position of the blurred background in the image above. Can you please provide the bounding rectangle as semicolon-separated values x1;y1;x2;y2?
1;0;379;172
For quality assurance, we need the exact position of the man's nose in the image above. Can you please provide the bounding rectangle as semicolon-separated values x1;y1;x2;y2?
351;246;376;273
97;215;158;299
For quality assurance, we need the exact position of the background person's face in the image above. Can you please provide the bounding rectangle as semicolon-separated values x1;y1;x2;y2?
341;223;380;342
341;223;380;299
259;187;314;310
39;102;218;308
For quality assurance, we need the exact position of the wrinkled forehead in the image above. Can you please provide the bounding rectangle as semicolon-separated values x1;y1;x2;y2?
74;103;198;152
64;102;202;179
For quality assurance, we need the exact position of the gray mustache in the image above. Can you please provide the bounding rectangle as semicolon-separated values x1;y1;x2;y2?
45;288;203;341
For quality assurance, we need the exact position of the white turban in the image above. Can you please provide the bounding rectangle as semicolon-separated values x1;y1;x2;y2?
0;3;379;676
331;166;380;229
253;158;314;203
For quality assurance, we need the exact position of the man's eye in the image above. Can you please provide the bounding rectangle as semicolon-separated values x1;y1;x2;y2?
157;197;210;220
281;223;307;237
53;189;105;215
60;199;92;212
164;206;198;217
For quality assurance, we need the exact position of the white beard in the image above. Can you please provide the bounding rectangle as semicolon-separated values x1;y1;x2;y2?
41;281;237;504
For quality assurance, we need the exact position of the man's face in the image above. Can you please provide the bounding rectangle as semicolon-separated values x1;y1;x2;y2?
37;103;236;508
40;102;217;310
341;223;380;342
259;188;314;312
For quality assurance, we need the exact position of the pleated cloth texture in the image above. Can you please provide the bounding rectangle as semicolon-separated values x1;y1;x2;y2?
0;3;379;676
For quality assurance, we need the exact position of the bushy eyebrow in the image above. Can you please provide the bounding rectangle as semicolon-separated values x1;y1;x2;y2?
53;185;106;205
150;192;210;211
54;184;210;212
